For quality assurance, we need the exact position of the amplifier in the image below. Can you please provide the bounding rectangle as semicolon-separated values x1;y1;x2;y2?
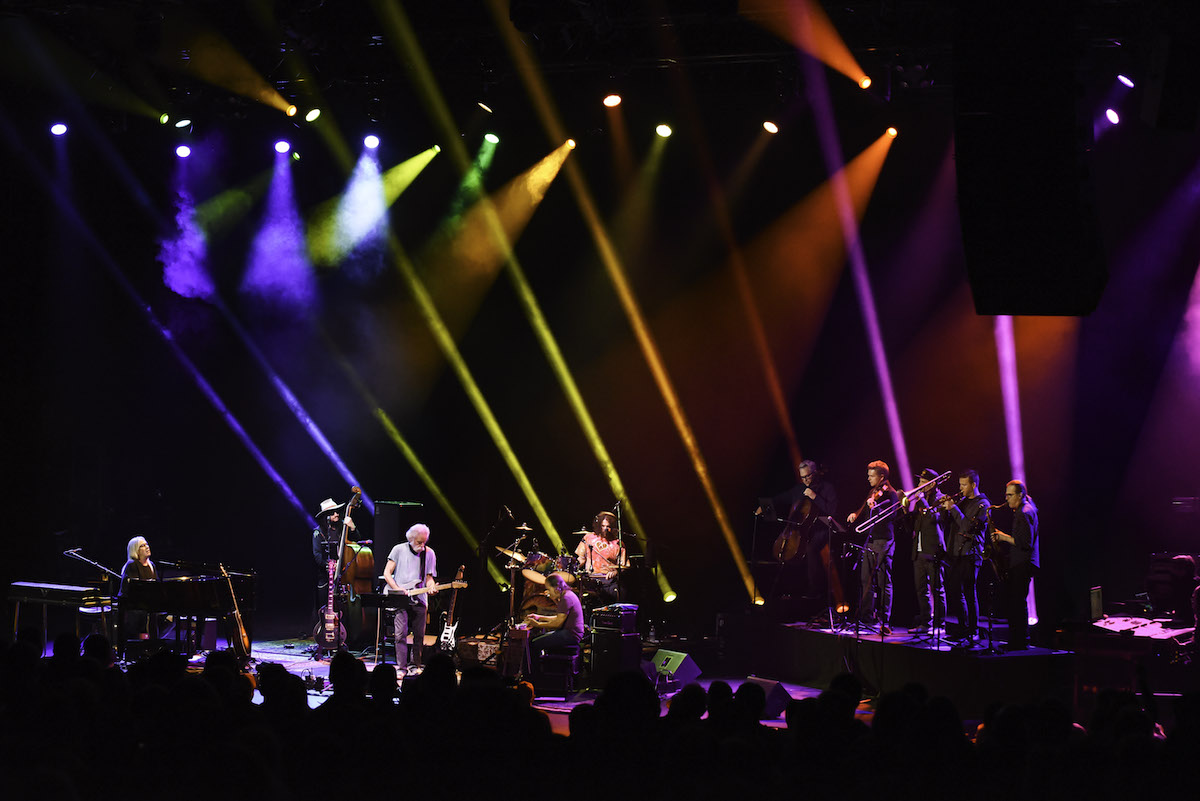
590;630;642;687
591;603;638;634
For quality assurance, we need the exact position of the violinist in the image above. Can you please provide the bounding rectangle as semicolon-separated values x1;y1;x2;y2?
758;460;838;600
940;470;991;643
846;460;899;634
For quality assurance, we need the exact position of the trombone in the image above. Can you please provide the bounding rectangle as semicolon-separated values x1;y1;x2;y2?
853;470;951;534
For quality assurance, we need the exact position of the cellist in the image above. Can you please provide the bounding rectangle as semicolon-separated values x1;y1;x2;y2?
757;460;838;600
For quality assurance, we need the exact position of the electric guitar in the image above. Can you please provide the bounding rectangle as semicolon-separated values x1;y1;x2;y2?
384;579;468;598
314;557;347;656
438;565;465;652
219;563;252;658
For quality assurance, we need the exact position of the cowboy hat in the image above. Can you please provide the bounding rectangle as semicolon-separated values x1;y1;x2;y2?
316;498;344;516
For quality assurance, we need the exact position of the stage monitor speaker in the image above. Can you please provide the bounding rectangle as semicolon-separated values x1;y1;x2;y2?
739;676;792;719
649;649;702;686
954;2;1106;315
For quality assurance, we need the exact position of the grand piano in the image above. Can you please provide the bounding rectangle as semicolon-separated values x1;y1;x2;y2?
118;566;255;658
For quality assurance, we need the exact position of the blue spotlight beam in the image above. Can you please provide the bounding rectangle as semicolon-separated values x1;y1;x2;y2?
1;115;316;529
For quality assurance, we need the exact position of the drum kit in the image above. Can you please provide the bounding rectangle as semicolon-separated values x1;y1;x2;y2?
498;527;633;615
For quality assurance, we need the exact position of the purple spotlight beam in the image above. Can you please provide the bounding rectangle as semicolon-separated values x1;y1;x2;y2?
797;7;911;485
13;133;316;528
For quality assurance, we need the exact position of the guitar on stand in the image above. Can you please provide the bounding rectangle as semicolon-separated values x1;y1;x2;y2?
219;563;252;660
438;565;466;654
313;557;346;659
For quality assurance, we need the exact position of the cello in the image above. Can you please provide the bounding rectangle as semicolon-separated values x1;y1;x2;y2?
772;495;814;563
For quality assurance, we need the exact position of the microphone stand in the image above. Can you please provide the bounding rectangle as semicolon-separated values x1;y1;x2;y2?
63;550;122;643
63;549;122;581
613;500;624;606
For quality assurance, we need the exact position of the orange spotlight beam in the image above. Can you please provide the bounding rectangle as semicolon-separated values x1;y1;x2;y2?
741;0;869;86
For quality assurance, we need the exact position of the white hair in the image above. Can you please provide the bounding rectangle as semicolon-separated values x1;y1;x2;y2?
405;523;430;543
127;536;147;561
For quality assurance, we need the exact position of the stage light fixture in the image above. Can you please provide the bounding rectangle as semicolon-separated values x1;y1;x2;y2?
291;151;301;161
176;145;191;158
305;108;321;122
1117;74;1135;88
887;126;898;138
478;101;494;113
433;144;442;153
1105;108;1120;124
174;118;192;129
603;93;622;108
566;139;577;149
274;140;291;154
655;124;672;138
484;132;500;144
763;121;779;134
364;134;380;149
285;105;298;117
158;113;170;125
664;591;678;603
859;76;872;89
50;123;67;136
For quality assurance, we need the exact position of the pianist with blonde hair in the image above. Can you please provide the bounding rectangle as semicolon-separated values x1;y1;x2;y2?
120;536;159;641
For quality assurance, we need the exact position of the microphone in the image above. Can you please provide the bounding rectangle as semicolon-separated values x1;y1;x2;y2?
156;559;181;568
613;498;622;511
503;505;513;519
63;547;81;555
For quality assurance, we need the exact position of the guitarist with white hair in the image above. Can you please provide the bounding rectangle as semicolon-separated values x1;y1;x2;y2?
384;523;438;677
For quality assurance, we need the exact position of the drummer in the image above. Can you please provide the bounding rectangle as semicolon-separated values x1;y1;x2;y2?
575;511;628;606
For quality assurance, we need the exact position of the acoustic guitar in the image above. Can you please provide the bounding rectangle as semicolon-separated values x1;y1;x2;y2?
219;563;252;658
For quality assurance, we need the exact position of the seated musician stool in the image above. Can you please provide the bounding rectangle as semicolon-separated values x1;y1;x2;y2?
536;644;582;694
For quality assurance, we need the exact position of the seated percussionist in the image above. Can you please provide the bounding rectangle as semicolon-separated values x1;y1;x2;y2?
524;573;585;659
575;511;628;605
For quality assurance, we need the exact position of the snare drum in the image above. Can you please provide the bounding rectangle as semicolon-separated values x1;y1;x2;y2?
521;552;552;584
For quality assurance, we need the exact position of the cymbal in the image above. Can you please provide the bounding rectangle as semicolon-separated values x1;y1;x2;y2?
494;546;526;562
573;529;591;535
515;524;532;531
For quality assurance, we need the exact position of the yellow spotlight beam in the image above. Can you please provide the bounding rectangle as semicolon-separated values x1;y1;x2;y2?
158;10;293;113
639;9;804;477
0;21;160;119
386;231;565;552
423;143;571;329
486;0;734;602
308;146;439;268
314;331;509;589
608;133;668;261
373;0;675;599
741;0;870;87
